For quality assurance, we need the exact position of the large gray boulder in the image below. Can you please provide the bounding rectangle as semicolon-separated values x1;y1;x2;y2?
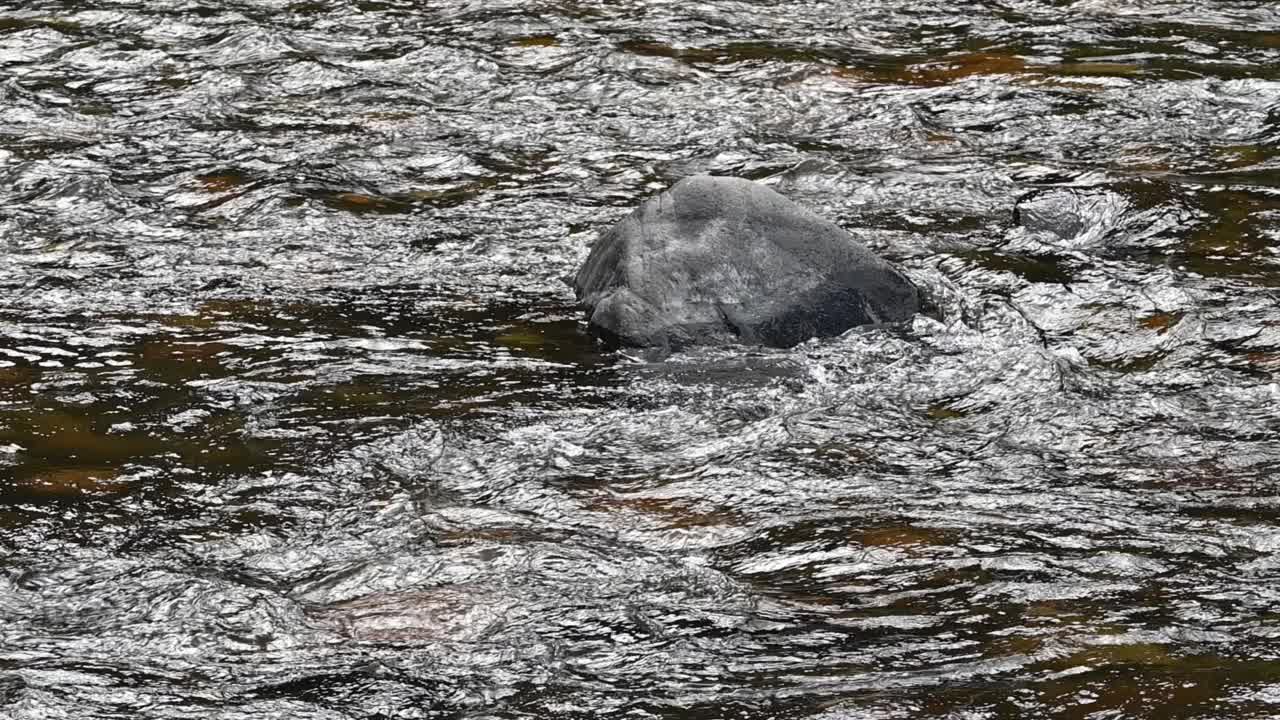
573;175;919;349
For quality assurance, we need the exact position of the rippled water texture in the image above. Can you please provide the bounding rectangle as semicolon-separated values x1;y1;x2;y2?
4;1;1280;717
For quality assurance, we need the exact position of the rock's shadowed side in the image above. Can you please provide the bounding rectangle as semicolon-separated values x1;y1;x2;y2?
573;175;919;349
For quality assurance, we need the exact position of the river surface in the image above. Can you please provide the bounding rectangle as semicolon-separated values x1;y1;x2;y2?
3;1;1280;718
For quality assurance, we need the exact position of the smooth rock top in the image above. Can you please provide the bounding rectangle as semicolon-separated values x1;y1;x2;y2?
573;175;919;349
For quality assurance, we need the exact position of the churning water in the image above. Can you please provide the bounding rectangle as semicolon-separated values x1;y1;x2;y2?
3;1;1280;717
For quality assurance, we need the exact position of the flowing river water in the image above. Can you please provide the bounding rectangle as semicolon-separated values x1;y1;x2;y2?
3;1;1280;718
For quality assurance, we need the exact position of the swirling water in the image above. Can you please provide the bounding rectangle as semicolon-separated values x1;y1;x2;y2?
3;1;1280;717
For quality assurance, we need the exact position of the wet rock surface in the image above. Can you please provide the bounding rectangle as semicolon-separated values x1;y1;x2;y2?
574;175;919;348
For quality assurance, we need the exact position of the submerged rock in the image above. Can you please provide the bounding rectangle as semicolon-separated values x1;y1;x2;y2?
1013;186;1132;245
573;175;919;349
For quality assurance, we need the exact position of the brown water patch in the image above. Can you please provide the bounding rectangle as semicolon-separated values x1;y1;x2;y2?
924;130;960;144
1060;641;1179;669
960;250;1074;284
833;52;1139;89
146;299;287;331
315;382;392;411
17;466;126;496
619;39;837;66
1170;190;1280;280
141;340;228;366
136;339;233;385
1245;351;1280;369
925;402;966;420
362;110;416;122
196;171;252;193
321;192;415;215
494;326;547;351
173;299;336;333
1216;144;1274;169
0;367;36;402
905;52;1029;85
0;367;35;385
1025;601;1085;621
198;299;273;323
0;16;83;34
854;525;953;548
1031;656;1229;720
983;634;1049;659
829;66;879;84
904;660;1227;719
1139;311;1184;333
0;410;162;463
493;320;600;365
513;35;558;48
151;312;219;330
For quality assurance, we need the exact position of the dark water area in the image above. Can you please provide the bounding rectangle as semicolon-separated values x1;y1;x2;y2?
3;0;1280;717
